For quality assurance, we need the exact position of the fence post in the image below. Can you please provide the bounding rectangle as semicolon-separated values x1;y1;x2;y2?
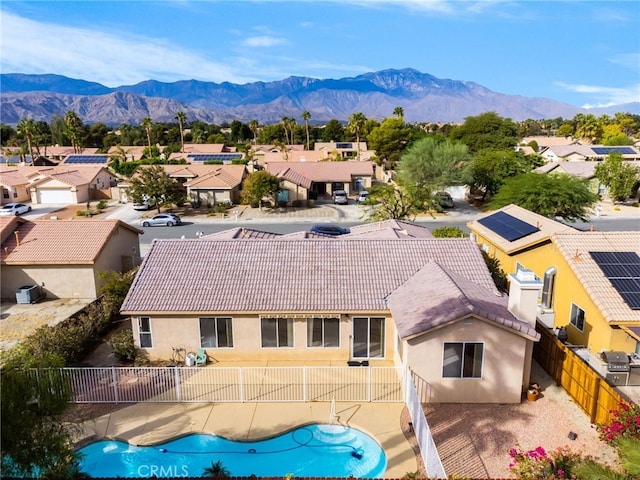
590;376;601;423
367;365;371;402
111;367;119;404
174;366;181;403
239;367;244;403
303;366;307;402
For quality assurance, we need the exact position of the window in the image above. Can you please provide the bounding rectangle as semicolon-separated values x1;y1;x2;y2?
2;188;8;199
570;303;585;331
12;188;17;198
200;317;233;348
138;317;152;348
352;317;385;358
442;342;483;378
261;317;293;348
307;317;339;347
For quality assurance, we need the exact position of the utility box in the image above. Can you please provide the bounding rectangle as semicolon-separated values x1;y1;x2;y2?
15;285;45;304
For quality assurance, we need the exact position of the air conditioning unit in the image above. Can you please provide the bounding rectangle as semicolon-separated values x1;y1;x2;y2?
15;284;45;304
536;306;556;328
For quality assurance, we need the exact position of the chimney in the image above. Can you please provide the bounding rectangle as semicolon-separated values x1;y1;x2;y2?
14;231;20;246
507;268;543;392
507;268;542;327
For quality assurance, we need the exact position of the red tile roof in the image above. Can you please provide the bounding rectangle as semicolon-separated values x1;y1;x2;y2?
1;219;142;264
121;238;499;315
388;262;538;340
267;161;373;183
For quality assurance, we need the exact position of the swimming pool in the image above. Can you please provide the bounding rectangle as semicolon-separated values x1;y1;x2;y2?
78;424;387;478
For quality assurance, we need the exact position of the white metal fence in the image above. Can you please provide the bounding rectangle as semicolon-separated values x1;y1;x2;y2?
406;373;446;479
56;366;406;404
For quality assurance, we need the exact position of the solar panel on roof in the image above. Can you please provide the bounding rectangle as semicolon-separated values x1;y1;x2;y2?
187;154;243;162
476;211;539;242
64;155;108;164
590;251;640;309
336;143;352;149
591;146;636;155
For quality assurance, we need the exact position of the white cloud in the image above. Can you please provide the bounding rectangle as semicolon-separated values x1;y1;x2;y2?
556;81;640;108
0;10;256;86
608;53;640;70
242;36;288;48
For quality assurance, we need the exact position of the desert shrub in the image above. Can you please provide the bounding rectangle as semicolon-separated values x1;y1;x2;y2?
597;400;640;446
96;200;108;209
109;330;137;362
431;226;467;238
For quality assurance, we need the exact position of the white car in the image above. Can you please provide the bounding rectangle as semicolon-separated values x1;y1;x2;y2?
0;203;32;216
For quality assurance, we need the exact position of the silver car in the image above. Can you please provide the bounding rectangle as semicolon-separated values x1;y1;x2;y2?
140;213;181;227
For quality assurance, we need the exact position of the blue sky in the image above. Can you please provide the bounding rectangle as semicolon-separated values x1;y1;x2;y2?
1;0;639;109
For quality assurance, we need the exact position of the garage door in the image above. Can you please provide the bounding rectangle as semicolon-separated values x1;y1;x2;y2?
39;189;74;204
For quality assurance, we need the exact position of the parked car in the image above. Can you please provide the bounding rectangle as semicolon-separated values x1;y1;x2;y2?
0;203;32;216
333;190;348;205
133;199;156;211
435;191;454;208
310;224;351;236
355;191;370;203
140;213;182;227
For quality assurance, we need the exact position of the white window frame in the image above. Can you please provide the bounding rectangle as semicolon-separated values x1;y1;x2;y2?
306;317;340;348
261;317;294;348
199;317;234;348
442;342;484;379
570;303;585;332
138;317;152;348
352;316;385;359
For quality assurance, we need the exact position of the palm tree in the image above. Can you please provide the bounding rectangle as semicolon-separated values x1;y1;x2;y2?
347;112;367;161
141;117;153;155
393;106;404;119
16;118;36;160
286;117;297;145
248;119;259;145
64;110;82;153
174;111;187;153
202;460;230;477
281;116;290;146
301;110;311;150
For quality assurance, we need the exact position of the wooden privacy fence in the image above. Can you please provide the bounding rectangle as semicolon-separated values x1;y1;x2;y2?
52;365;406;404
533;324;627;425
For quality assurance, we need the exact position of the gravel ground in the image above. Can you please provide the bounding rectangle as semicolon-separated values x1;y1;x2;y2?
400;360;620;479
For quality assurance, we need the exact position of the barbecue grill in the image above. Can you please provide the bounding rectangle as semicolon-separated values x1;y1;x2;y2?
601;351;630;372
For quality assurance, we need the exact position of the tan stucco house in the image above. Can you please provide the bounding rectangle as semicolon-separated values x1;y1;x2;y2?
266;161;374;203
1;217;143;300
121;227;542;404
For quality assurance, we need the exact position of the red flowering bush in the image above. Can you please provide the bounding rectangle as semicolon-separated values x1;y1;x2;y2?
508;444;583;479
596;400;640;445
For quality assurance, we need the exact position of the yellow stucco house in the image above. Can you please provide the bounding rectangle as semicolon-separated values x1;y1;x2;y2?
121;221;543;404
468;205;640;356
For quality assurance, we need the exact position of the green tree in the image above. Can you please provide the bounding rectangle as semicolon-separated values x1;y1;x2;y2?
556;123;574;138
393;106;404;119
1;123;17;146
203;460;230;477
126;164;186;213
431;226;467;238
364;183;419;221
174;111;187;152
347;112;367;161
0;349;81;479
17;118;36;159
141;117;153;153
367;116;413;169
488;172;598;222
301;110;311;150
248;119;259;145
464;149;530;200
241;171;281;208
449;111;519;153
574;113;603;143
322;119;345;142
396;137;470;206
64;110;83;153
595;152;640;202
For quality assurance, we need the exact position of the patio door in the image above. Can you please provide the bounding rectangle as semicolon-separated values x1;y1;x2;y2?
352;317;385;359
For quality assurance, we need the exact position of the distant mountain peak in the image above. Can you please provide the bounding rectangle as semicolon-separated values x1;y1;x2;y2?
1;70;637;126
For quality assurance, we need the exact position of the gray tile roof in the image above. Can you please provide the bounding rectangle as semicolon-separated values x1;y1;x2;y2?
388;262;538;340
121;238;499;314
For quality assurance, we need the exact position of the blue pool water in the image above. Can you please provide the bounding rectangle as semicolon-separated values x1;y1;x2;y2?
78;424;387;478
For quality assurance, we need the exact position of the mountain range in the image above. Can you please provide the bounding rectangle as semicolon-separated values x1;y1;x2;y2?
1;69;638;126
